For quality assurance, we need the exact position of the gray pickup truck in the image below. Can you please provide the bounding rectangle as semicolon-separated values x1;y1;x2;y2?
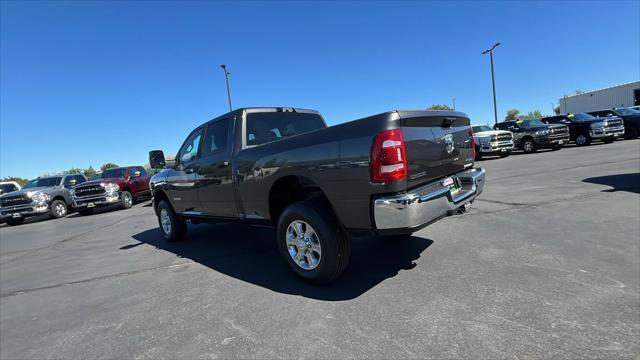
149;107;485;283
0;174;87;226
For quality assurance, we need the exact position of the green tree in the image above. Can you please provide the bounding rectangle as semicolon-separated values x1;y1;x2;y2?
63;168;84;175
83;166;97;179
427;104;453;111
100;163;119;172
505;109;520;121
522;110;544;120
1;176;29;187
554;105;560;115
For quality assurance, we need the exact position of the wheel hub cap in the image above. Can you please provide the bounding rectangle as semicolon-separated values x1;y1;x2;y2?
160;209;171;235
286;220;321;270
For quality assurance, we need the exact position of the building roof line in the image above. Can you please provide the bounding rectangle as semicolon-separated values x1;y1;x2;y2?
559;80;640;100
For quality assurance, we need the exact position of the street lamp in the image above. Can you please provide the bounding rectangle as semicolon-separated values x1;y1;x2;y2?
482;42;501;125
220;64;232;112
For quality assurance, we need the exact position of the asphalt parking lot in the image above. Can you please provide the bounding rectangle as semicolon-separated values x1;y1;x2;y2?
1;140;639;359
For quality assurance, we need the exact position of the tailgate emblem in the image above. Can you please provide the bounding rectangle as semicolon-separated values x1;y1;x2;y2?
444;134;454;154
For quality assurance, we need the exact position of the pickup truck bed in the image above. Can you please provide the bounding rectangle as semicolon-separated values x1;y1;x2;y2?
149;107;484;283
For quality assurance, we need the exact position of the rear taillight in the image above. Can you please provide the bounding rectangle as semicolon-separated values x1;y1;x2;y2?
470;127;476;160
370;129;407;183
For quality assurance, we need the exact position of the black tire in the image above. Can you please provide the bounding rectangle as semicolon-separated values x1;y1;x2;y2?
551;145;562;151
6;218;25;226
50;199;68;219
277;197;350;284
157;200;187;242
121;191;133;209
575;132;591;146
499;151;511;158
78;209;94;216
521;138;537;153
603;137;615;144
624;126;639;139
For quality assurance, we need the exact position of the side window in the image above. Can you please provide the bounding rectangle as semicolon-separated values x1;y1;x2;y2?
63;176;75;188
203;119;230;156
127;168;136;177
136;167;147;176
178;129;203;163
495;123;506;130
75;175;86;185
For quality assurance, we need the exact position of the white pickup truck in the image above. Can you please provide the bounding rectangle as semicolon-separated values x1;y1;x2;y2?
471;124;514;160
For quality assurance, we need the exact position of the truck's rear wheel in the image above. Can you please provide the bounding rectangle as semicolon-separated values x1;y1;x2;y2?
50;200;68;219
277;198;350;284
157;200;187;242
121;191;133;209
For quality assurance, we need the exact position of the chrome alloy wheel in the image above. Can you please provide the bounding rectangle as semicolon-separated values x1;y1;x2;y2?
523;140;534;152
576;134;587;145
54;202;67;217
123;193;133;207
286;220;321;270
160;208;172;236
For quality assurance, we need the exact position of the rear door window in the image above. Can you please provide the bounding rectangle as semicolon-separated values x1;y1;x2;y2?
203;118;230;156
245;112;325;146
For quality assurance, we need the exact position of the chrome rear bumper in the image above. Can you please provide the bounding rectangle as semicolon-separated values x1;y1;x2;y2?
373;168;485;230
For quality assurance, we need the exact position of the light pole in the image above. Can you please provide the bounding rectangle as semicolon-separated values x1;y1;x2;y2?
220;64;232;112
482;42;501;125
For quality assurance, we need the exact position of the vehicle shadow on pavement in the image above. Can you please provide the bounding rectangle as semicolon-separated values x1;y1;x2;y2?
130;224;433;301
582;172;640;194
0;214;51;228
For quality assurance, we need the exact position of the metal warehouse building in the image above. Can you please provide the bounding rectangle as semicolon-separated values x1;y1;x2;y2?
559;81;640;113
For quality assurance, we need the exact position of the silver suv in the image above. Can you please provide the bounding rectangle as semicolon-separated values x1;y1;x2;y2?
0;174;87;226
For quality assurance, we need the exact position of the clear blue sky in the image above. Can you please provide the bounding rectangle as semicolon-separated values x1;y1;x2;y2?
1;1;638;179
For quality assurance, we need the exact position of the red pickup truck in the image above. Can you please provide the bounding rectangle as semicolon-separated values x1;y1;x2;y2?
71;166;151;215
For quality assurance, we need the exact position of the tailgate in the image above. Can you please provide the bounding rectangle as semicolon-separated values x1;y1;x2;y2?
398;111;474;190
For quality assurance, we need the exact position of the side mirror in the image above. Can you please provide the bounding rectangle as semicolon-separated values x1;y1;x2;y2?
133;171;141;178
149;150;166;169
69;179;77;186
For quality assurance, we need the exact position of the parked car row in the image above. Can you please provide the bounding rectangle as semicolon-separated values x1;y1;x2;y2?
0;166;151;226
472;107;639;159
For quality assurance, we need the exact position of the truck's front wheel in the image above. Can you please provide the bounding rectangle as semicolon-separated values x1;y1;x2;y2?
521;138;537;153
277;199;350;284
157;200;187;242
50;200;68;219
575;133;591;146
121;191;133;209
